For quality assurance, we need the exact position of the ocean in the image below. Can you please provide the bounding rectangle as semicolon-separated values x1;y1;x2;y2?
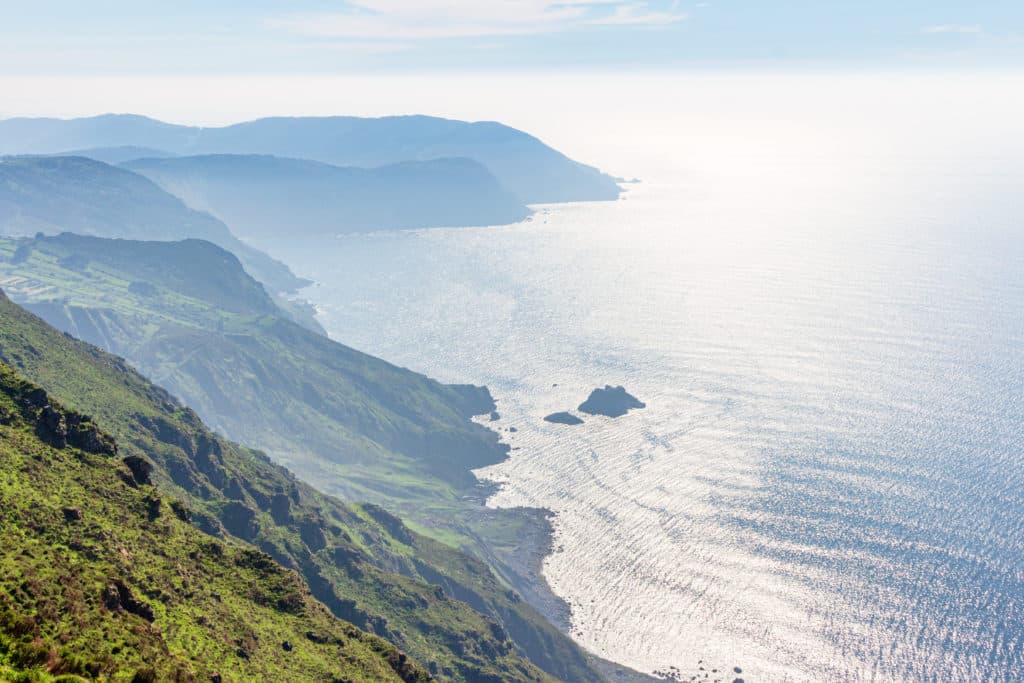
286;74;1024;681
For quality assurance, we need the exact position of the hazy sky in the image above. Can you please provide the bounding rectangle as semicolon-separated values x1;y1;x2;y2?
1;1;1022;74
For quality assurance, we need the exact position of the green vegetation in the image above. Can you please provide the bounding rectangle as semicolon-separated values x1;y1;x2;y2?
0;155;308;297
0;289;606;682
0;234;535;555
0;233;503;495
0;363;426;682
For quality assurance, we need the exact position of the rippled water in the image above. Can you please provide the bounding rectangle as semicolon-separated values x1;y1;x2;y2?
286;76;1024;681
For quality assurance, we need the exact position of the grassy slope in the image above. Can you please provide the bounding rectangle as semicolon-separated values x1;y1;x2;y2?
0;235;570;623
0;234;523;539
0;363;425;683
0;156;307;297
0;291;602;683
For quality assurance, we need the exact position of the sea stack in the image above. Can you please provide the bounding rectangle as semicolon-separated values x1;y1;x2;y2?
543;411;584;425
577;385;645;418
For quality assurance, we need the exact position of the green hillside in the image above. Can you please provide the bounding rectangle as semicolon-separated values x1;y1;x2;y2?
0;156;308;299
0;233;512;525
0;363;426;683
0;289;607;682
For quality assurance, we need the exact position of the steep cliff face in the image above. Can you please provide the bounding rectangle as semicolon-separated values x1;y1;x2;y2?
0;233;510;498
0;291;608;682
0;363;428;683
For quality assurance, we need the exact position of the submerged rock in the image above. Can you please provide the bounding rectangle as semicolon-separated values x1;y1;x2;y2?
543;412;584;426
577;385;645;418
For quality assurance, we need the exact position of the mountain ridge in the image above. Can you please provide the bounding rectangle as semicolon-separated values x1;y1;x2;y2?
122;153;531;248
0;113;622;204
0;155;307;297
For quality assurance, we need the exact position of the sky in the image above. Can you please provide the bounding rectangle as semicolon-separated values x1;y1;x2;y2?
1;1;1022;75
1;1;1023;158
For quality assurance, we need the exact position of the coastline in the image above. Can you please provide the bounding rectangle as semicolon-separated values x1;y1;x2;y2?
471;419;661;683
293;262;664;681
470;499;660;683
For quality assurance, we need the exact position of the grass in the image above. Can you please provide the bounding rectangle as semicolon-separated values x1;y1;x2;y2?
0;363;426;683
0;234;524;558
0;289;594;682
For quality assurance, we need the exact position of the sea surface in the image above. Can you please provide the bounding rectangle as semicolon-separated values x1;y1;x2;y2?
288;75;1024;681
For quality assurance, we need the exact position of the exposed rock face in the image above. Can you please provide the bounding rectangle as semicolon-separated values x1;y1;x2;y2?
102;580;155;622
577;385;645;418
123;456;154;487
362;504;413;545
299;518;328;553
70;419;118;457
144;495;162;521
12;381;117;456
270;493;293;524
543;412;584;426
448;383;498;417
220;501;259;541
170;500;192;522
37;404;67;448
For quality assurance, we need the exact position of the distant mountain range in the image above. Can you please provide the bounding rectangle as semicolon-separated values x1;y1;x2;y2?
123;154;531;248
0;113;622;204
0;112;647;682
0;155;307;296
63;144;178;164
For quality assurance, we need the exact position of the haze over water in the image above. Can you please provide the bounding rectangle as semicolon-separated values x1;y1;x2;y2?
290;74;1024;681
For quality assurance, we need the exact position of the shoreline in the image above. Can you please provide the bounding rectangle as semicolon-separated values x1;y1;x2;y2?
471;417;661;683
472;498;661;683
296;282;663;681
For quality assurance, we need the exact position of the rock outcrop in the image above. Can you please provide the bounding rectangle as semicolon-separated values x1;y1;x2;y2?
543;412;584;426
578;385;645;418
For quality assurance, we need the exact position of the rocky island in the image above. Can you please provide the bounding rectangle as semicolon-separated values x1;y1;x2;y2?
544;411;584;425
578;385;646;418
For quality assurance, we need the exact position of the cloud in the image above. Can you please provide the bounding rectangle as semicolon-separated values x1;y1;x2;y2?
269;1;686;40
588;2;687;25
308;40;416;54
921;24;983;35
